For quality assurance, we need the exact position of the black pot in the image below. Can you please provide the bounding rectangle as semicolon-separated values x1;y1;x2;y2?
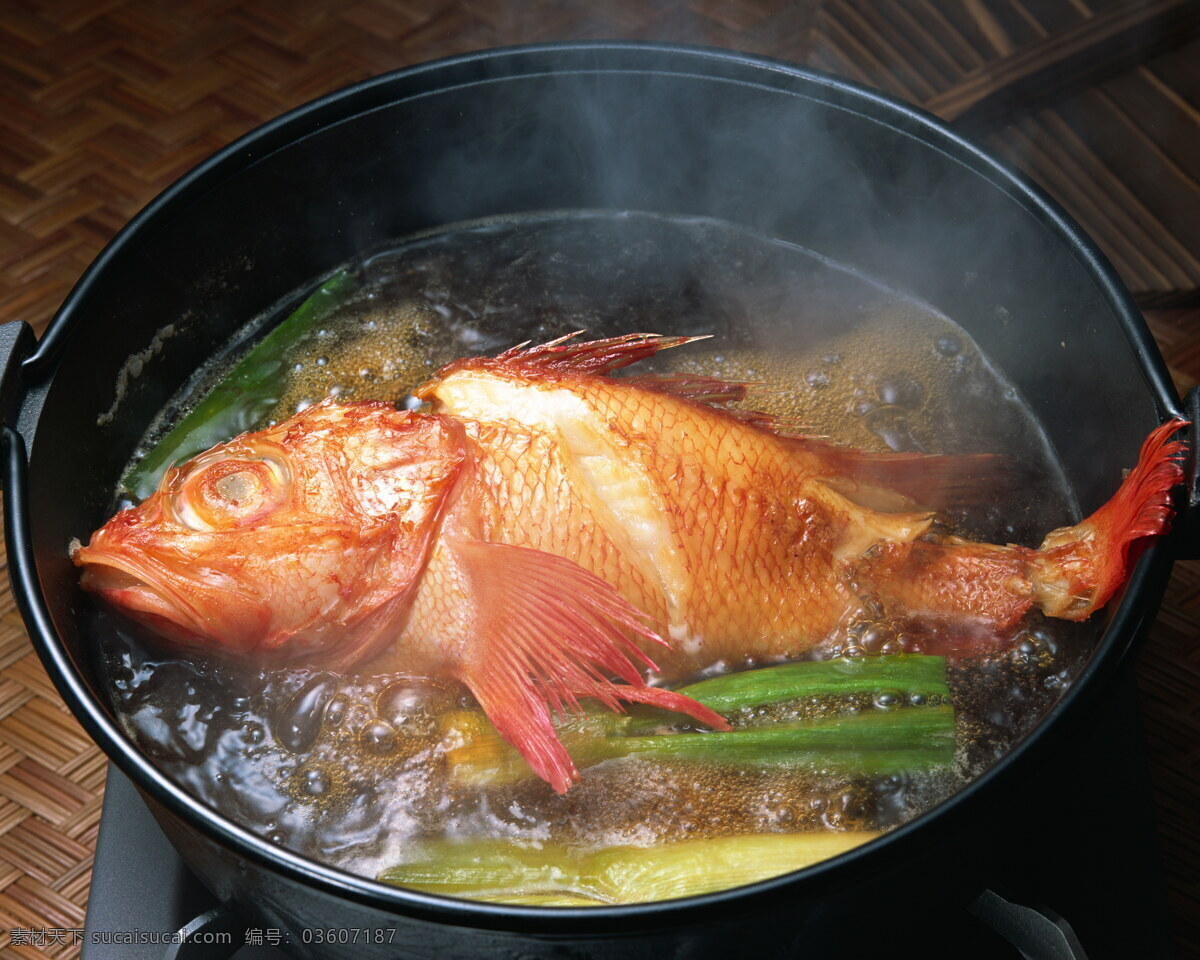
0;43;1194;959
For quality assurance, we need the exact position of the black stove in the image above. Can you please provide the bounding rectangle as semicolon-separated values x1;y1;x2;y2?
80;672;1176;960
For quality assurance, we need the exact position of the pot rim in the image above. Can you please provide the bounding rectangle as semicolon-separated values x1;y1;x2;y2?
5;40;1182;934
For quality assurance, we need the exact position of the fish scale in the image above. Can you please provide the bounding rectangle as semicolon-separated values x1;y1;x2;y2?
473;374;862;671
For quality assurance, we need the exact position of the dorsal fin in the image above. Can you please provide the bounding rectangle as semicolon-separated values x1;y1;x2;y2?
429;334;1004;511
623;374;752;405
431;334;811;435
799;438;1011;510
623;371;1001;504
622;374;821;437
431;332;710;385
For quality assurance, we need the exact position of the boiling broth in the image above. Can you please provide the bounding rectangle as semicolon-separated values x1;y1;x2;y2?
94;211;1091;897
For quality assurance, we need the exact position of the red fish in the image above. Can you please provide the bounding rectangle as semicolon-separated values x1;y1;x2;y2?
74;334;1187;792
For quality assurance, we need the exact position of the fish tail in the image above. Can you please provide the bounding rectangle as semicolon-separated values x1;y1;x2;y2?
1028;418;1187;620
851;420;1187;636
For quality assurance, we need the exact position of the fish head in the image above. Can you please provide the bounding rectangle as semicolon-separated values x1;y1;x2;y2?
74;400;467;666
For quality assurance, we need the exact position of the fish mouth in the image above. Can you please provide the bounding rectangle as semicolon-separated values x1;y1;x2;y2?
74;546;212;645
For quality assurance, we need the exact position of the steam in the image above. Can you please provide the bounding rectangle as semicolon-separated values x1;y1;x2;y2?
268;13;1157;529
384;35;1156;517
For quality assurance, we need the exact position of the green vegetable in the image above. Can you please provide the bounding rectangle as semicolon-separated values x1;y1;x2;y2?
442;710;636;786
443;657;957;787
379;832;879;903
446;705;955;786
122;269;357;500
672;654;950;713
620;705;955;776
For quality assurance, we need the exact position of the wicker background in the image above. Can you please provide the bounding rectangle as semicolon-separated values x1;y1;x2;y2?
0;1;1197;957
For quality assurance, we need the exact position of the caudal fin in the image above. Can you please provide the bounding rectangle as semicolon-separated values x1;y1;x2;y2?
852;419;1188;640
1029;419;1187;620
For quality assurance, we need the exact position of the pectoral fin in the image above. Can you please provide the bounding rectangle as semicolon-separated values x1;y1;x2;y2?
447;537;729;793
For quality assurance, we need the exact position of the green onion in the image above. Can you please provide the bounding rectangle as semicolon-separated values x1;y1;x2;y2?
122;269;358;500
672;655;950;713
446;705;955;786
379;832;879;903
443;657;957;787
621;705;955;776
442;710;635;787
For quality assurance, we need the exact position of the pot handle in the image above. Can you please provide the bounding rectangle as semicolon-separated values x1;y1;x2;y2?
0;321;36;434
1174;386;1200;561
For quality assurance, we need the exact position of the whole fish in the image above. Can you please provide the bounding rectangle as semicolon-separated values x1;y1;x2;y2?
75;334;1186;792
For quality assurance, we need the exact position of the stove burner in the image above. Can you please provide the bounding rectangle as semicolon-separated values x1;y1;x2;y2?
80;673;1173;960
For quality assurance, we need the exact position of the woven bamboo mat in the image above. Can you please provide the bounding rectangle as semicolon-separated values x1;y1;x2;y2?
0;2;1197;958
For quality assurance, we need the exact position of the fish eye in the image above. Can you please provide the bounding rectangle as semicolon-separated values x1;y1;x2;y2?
167;441;291;532
213;470;257;503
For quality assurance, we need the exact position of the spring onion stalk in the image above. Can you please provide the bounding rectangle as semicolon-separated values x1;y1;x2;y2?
122;269;358;499
442;710;636;786
443;656;956;787
622;706;954;770
446;706;955;786
379;832;879;903
672;654;950;713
